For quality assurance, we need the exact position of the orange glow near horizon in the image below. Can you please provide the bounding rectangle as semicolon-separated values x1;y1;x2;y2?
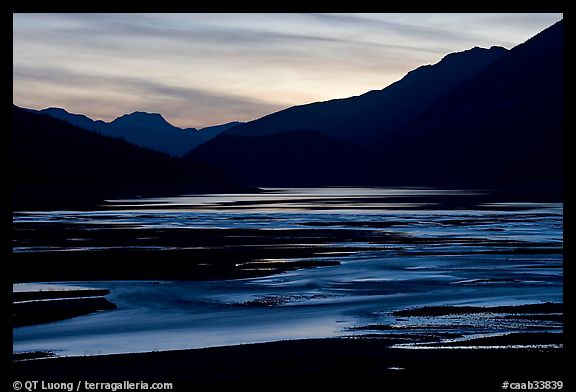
13;13;562;129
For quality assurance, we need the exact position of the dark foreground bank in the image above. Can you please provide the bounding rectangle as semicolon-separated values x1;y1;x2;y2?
12;337;568;389
13;289;117;327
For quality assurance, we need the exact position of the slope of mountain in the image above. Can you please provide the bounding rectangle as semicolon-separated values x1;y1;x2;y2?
191;129;376;186
13;106;247;210
223;45;508;145
187;45;512;186
41;107;107;132
107;111;199;156
39;108;234;157
197;121;242;142
188;20;562;196
373;20;563;194
110;111;176;130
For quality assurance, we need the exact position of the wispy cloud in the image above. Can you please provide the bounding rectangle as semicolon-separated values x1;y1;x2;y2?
13;65;283;127
13;13;562;127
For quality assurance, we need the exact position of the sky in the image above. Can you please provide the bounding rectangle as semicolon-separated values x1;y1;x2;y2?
13;13;562;129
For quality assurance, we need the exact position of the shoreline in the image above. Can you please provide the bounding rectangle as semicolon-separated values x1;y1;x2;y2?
13;288;117;327
12;336;567;387
11;190;563;387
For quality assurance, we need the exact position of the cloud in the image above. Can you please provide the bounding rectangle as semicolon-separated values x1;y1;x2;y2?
302;13;562;48
13;65;283;128
13;13;562;127
14;12;446;62
302;13;481;43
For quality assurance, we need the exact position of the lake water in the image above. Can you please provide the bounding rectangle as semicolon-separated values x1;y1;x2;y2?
13;188;563;356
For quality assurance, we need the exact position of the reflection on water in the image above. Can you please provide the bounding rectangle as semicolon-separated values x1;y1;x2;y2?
12;188;563;356
106;187;478;209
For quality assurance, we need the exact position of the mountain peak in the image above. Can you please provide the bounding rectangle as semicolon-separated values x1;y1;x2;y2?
36;106;225;156
43;107;70;114
112;111;175;130
127;111;164;118
438;45;508;66
39;107;105;132
120;111;167;122
401;45;508;85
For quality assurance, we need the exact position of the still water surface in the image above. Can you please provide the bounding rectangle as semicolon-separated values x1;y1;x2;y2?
13;188;563;356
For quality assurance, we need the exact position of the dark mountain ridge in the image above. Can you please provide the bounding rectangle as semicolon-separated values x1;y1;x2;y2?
110;111;180;130
12;106;248;210
39;108;236;157
224;45;508;145
372;20;563;194
187;20;562;198
17;20;563;203
191;129;375;187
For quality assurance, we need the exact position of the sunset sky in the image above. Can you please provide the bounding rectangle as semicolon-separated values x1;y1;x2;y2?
13;13;562;129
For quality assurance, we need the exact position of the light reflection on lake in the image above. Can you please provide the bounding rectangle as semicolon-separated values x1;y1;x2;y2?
13;188;563;356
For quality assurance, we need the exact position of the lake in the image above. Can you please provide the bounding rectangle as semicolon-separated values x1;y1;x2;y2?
13;188;563;356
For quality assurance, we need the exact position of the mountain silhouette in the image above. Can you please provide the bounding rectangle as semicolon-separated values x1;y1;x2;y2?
111;111;175;129
223;45;508;145
39;108;236;157
188;20;562;197
13;106;248;210
107;111;200;156
196;121;242;143
18;20;563;200
191;129;376;186
373;20;563;194
41;107;107;132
